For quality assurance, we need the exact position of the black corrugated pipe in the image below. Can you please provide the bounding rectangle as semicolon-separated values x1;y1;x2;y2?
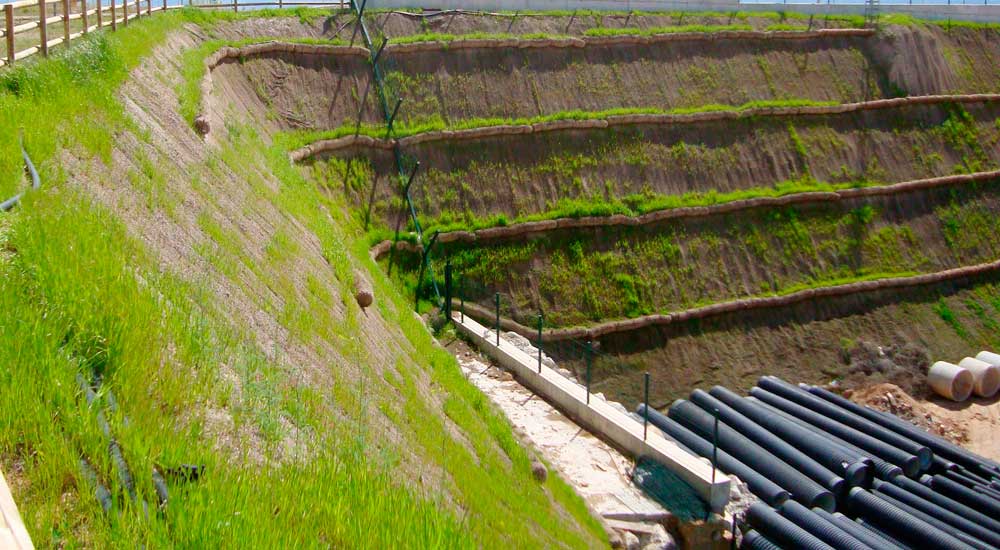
873;479;1000;547
707;386;869;480
822;511;906;550
806;385;1000;478
853;518;911;549
0;137;41;212
636;404;791;507
944;469;994;491
922;475;1000;520
847;487;976;550
747;501;835;550
872;489;994;550
79;458;113;514
750;388;922;477
973;484;1000;502
777;500;872;550
891;475;1000;533
760;377;932;471
741;529;783;550
690;389;862;493
749;397;903;482
669;399;837;511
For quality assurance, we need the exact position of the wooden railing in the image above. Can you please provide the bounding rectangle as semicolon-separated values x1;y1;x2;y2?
1;0;346;67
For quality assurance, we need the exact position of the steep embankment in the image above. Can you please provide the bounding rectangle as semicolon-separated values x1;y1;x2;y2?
0;11;604;548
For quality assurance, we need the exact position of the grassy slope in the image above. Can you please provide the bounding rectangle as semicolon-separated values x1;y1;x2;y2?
0;11;603;548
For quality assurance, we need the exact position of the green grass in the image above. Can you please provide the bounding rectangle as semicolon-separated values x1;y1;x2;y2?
583;24;753;36
0;11;605;549
390;31;573;45
281;99;838;153
416;175;869;236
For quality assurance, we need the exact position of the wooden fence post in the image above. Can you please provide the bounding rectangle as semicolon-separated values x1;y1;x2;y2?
134;0;139;20
39;0;48;56
4;4;14;65
62;0;70;45
119;0;124;27
97;0;102;28
81;0;88;33
146;0;150;17
233;0;238;13
162;0;166;13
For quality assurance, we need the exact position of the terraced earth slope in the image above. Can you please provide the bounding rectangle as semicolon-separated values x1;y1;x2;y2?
198;11;1000;409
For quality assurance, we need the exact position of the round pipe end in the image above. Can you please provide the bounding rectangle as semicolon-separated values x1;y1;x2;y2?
845;461;869;488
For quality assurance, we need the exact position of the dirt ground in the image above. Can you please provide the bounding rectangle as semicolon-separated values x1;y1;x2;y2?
850;382;1000;462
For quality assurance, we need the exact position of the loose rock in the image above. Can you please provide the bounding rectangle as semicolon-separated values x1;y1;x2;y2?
531;460;548;482
194;114;210;136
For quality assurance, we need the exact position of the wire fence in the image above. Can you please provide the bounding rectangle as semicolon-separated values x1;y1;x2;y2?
444;265;652;406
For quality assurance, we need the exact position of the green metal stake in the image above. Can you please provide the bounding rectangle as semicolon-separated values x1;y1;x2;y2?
537;313;543;373
710;408;719;521
460;277;465;323
643;372;650;441
443;260;452;323
494;293;501;347
585;340;592;405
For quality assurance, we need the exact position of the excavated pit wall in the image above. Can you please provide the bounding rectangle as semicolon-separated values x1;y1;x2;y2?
206;30;881;132
303;97;1000;228
426;179;1000;324
206;24;1000;136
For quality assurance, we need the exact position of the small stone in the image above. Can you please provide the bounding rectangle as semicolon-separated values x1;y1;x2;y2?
194;114;210;135
640;524;677;550
531;460;547;482
623;531;640;550
355;289;373;309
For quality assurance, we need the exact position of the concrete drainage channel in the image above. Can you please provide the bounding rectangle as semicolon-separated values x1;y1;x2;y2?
451;312;735;548
645;376;1000;549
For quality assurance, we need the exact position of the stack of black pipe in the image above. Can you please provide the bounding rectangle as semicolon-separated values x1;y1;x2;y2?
636;376;1000;549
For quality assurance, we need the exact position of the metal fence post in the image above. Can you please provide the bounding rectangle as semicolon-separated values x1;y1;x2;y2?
443;260;452;323
643;372;650;441
460;277;464;323
494;293;500;347
585;340;592;404
38;0;47;57
536;313;543;373
4;4;14;66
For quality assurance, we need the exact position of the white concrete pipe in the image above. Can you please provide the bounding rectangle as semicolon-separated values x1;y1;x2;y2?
959;357;1000;398
927;361;974;402
975;350;1000;367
